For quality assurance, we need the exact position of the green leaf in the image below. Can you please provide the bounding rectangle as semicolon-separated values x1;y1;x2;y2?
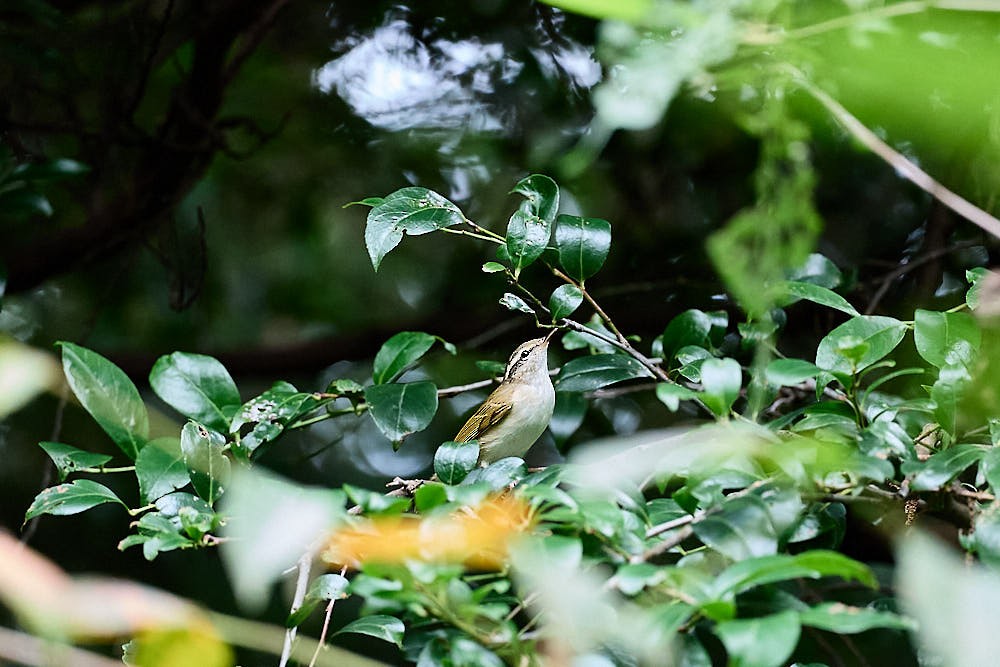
787;253;842;289
908;444;984;491
482;261;506;273
12;158;89;180
334;615;405;648
506;174;559;275
365;381;438;445
229;382;319;453
119;512;196;561
715;611;801;667
779;281;859;316
365;187;464;270
554;214;612;283
655;382;697;411
815;316;907;376
342;196;384;208
149;352;241;432
156;492;218;540
462;457;527;491
711;551;877;599
37;441;112;482
913;309;980;370
930;364;970;436
549;284;584;321
971;502;1000;569
414;483;449;512
373;331;437;384
539;0;652;22
180;422;230;504
499;292;535;315
555;353;652;392
286;574;349;628
24;479;125;522
764;359;821;386
699;358;741;417
58;342;148;459
434;440;480;484
966;267;991;310
135;437;189;504
661;310;712;364
549;391;588;445
981;447;1000;492
2;189;53;217
693;497;777;561
799;602;913;634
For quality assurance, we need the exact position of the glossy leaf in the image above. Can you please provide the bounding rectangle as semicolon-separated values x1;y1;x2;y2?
58;342;148;459
661;310;712;363
970;502;1000;569
118;511;195;561
779;281;859;316
554;214;612;283
462;456;527;491
506;174;559;275
286;574;349;628
37;441;112;482
549;284;584;321
798;602;914;634
24;479;125;521
229;381;319;453
365;381;438;445
655;382;697;411
149;352;241;432
482;261;506;273
699;358;741;417
930;365;969;436
981;447;1000;492
966;267;991;310
499;292;535;315
434;440;480;484
787;253;842;289
135;437;189;504
373;331;437;384
711;551;877;599
715;611;800;667
334;615;405;648
12;158;89;180
907;444;984;491
693;497;777;561
913;309;979;370
555;353;652;392
366;187;464;270
180;422;230;504
815;316;907;376
764;359;822;386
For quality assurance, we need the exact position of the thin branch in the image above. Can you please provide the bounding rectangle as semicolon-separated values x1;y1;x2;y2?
280;550;314;667
864;239;984;314
797;74;1000;240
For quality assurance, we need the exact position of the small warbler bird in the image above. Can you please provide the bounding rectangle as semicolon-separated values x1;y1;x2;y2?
455;331;556;464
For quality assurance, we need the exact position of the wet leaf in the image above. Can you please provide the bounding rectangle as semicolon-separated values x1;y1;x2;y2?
554;214;611;283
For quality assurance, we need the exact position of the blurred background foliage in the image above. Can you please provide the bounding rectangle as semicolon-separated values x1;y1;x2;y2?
1;0;999;663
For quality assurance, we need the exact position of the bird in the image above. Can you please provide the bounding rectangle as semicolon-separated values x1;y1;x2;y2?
455;331;556;465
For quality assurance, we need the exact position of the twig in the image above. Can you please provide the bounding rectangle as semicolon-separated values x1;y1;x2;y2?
646;512;700;539
797;74;1000;241
631;525;695;564
280;550;314;667
864;239;984;314
0;626;121;667
308;566;347;667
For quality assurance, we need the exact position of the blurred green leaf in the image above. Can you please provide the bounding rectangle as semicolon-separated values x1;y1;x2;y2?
12;158;89;180
24;479;125;522
655;382;697;411
180;422;230;504
365;381;438;445
462;457;527;491
693;497;777;561
966;267;991;310
710;550;877;600
549;284;584;321
970;502;1000;569
907;444;984;491
287;574;349;628
787;254;842;289
335;615;405;648
540;0;652;22
699;358;742;417
37;441;112;482
135;437;189;504
815;316;907;376
764;359;822;386
434;440;480;484
555;353;651;392
150;352;241;433
554;214;611;283
913;309;979;370
366;187;464;270
715;610;800;667
799;603;913;634
58;341;148;460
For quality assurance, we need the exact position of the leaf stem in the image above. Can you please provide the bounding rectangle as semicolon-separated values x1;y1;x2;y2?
127;503;156;516
83;465;136;474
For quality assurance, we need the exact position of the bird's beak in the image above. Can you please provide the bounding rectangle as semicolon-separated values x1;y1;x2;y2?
543;329;557;344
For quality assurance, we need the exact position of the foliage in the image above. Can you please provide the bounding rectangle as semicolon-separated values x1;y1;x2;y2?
17;170;1000;666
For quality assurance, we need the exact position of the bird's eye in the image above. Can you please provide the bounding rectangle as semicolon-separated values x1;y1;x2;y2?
520;350;530;359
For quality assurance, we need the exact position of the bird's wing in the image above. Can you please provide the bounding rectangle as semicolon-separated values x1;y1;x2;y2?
454;400;513;443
